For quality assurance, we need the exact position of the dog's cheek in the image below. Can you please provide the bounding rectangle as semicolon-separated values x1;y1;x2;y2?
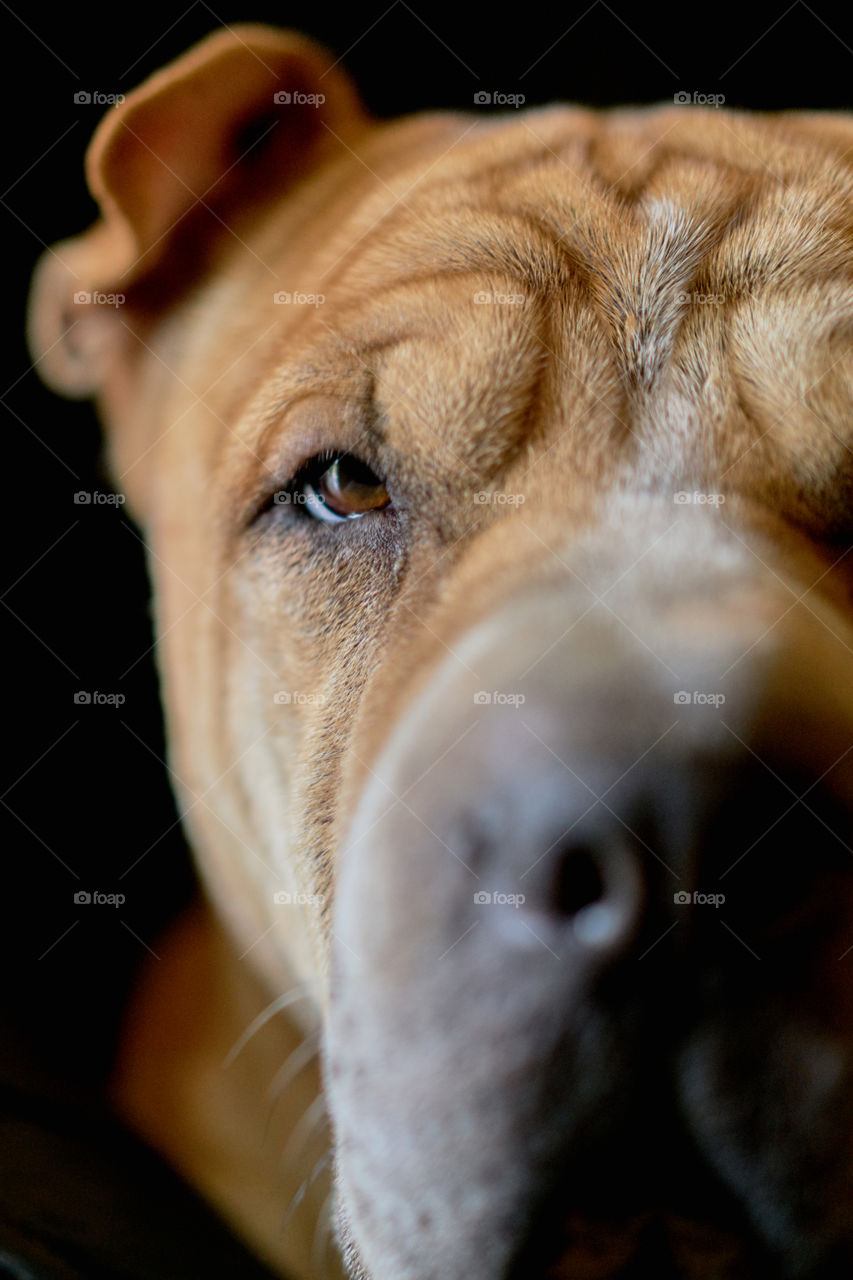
187;518;409;981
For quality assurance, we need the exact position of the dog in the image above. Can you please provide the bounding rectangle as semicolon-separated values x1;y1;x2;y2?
28;23;853;1280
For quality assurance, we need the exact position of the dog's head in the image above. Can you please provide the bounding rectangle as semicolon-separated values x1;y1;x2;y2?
29;25;853;1279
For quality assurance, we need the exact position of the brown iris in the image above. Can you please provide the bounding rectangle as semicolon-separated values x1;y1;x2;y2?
304;454;391;522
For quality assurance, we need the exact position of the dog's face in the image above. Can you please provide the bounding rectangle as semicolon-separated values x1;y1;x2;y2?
30;25;853;1280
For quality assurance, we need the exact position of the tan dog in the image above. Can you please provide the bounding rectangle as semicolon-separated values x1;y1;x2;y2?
28;23;853;1280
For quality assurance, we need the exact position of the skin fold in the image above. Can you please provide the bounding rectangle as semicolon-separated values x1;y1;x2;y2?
28;24;853;1280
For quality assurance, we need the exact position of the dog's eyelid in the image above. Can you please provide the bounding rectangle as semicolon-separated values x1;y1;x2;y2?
251;449;392;527
300;452;392;522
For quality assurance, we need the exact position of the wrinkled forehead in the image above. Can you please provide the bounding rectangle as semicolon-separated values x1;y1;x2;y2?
210;107;853;518
221;270;616;522
251;104;853;366
329;105;853;315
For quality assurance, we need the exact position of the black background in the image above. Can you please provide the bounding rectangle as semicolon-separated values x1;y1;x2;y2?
3;1;852;1089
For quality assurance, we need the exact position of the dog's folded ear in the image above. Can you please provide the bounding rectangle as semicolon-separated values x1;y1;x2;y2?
27;24;366;397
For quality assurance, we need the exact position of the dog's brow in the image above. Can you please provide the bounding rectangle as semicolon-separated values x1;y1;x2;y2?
275;372;387;447
243;371;390;489
278;333;419;386
359;212;581;302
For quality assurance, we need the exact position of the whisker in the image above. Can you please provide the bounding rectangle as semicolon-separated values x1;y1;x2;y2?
268;1030;322;1103
223;981;316;1068
309;1150;332;1186
263;1031;322;1145
281;1093;330;1174
278;1149;332;1238
280;1176;308;1237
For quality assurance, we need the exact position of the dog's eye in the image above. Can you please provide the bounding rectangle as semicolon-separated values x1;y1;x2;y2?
296;453;391;524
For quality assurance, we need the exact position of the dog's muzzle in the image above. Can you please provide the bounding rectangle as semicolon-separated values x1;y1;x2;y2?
327;514;853;1280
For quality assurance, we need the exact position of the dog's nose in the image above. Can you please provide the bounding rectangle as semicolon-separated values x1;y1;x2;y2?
342;584;853;978
537;830;641;950
332;577;853;1280
458;748;652;963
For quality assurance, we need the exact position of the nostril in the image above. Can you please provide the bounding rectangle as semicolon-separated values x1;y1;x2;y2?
549;837;641;949
554;842;605;917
